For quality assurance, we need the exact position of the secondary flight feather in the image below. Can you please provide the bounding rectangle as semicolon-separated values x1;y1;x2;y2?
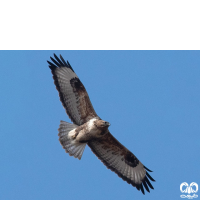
47;54;155;194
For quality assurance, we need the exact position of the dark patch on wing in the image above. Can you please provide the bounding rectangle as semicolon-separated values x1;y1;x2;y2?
124;151;139;167
48;54;98;125
70;77;98;122
88;132;155;195
70;77;85;93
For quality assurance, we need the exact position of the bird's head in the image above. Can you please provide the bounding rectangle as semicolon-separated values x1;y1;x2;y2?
95;120;111;129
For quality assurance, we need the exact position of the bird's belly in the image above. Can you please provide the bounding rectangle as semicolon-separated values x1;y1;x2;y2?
76;129;102;143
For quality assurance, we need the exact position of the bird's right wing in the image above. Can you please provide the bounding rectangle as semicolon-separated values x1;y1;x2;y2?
48;54;98;126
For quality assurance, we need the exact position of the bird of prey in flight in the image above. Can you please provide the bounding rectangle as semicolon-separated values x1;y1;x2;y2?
47;54;155;194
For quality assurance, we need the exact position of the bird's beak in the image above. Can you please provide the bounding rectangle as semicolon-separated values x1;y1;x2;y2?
106;122;111;126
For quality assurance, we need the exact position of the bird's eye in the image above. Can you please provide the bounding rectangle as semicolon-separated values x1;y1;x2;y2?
104;121;110;126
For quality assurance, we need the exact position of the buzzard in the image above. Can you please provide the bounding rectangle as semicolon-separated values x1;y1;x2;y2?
47;54;155;194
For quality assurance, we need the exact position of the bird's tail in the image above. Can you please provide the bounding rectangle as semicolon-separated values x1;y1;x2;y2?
58;120;86;160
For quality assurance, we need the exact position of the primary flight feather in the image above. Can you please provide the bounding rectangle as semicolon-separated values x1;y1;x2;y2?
47;54;155;194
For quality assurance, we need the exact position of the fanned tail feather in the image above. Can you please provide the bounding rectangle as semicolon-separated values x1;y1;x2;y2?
58;120;86;160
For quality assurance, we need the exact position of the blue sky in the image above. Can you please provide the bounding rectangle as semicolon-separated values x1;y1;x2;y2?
1;51;200;200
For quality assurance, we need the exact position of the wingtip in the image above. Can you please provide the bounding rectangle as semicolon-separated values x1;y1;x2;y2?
146;171;155;182
47;54;75;72
47;60;56;70
136;184;145;195
144;166;153;172
135;166;155;195
140;183;145;195
143;181;150;193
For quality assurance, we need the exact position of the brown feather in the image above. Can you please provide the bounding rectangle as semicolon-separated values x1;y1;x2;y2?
88;132;155;194
70;77;97;123
48;54;98;125
48;54;155;194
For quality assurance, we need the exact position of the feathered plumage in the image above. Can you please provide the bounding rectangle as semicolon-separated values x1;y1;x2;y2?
48;54;155;194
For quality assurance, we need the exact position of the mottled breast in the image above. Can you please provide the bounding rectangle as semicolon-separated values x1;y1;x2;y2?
76;118;110;142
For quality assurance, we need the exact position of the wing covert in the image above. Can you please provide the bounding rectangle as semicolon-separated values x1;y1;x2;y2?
48;54;98;125
88;132;155;194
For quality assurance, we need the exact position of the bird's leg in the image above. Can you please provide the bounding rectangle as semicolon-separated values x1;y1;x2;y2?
71;131;79;139
71;124;85;140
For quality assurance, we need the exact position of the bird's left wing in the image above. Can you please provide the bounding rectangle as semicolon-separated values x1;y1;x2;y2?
48;54;98;126
88;132;155;194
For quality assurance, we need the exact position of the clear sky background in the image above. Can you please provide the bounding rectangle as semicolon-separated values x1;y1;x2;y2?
1;51;200;200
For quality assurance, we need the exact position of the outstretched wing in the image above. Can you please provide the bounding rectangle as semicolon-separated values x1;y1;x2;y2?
88;132;155;194
48;54;98;125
